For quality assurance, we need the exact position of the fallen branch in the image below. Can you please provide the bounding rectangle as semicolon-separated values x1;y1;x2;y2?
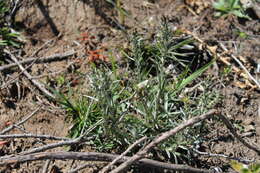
5;50;55;98
219;43;260;89
30;35;60;57
0;151;213;173
100;136;148;173
0;50;76;72
0;134;70;141
218;114;260;155
110;109;217;173
0;55;43;89
191;149;254;164
0;39;61;89
0;119;104;159
0;138;81;161
4;137;88;159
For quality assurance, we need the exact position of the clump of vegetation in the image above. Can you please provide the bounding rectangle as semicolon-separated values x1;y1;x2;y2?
0;1;20;48
56;17;218;163
213;0;250;19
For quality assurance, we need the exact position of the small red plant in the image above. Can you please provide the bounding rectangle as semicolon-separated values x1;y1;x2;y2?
78;32;109;63
79;32;96;41
88;49;109;63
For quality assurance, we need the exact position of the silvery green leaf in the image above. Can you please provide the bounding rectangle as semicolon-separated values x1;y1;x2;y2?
137;80;149;89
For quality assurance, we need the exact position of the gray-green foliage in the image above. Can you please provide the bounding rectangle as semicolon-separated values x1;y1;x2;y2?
56;18;218;161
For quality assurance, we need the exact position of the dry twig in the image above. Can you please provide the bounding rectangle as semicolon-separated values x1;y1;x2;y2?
5;50;55;98
219;43;260;89
41;160;51;173
191;149;254;164
0;106;42;135
0;119;102;159
0;50;76;72
0;138;81;160
30;35;61;57
0;39;61;89
0;105;257;173
0;151;213;173
14;137;88;157
218;114;260;155
0;134;70;141
100;136;148;173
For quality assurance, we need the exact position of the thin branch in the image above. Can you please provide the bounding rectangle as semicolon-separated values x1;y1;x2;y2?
18;137;88;156
0;119;103;159
41;160;51;173
0;50;76;72
0;138;82;160
8;0;22;27
191;149;254;164
219;43;260;89
218;114;260;155
110;109;217;173
100;136;148;173
0;106;42;135
0;134;70;141
0;57;38;89
0;38;59;89
30;35;59;57
0;151;213;173
5;50;55;98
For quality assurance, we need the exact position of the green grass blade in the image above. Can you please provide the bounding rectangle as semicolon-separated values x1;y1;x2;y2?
175;58;216;92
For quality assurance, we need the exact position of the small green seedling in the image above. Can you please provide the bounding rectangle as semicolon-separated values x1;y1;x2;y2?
222;65;232;76
213;0;250;19
231;161;260;173
235;30;248;38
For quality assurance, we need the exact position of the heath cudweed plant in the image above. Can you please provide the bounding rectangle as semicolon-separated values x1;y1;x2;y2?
56;17;218;163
